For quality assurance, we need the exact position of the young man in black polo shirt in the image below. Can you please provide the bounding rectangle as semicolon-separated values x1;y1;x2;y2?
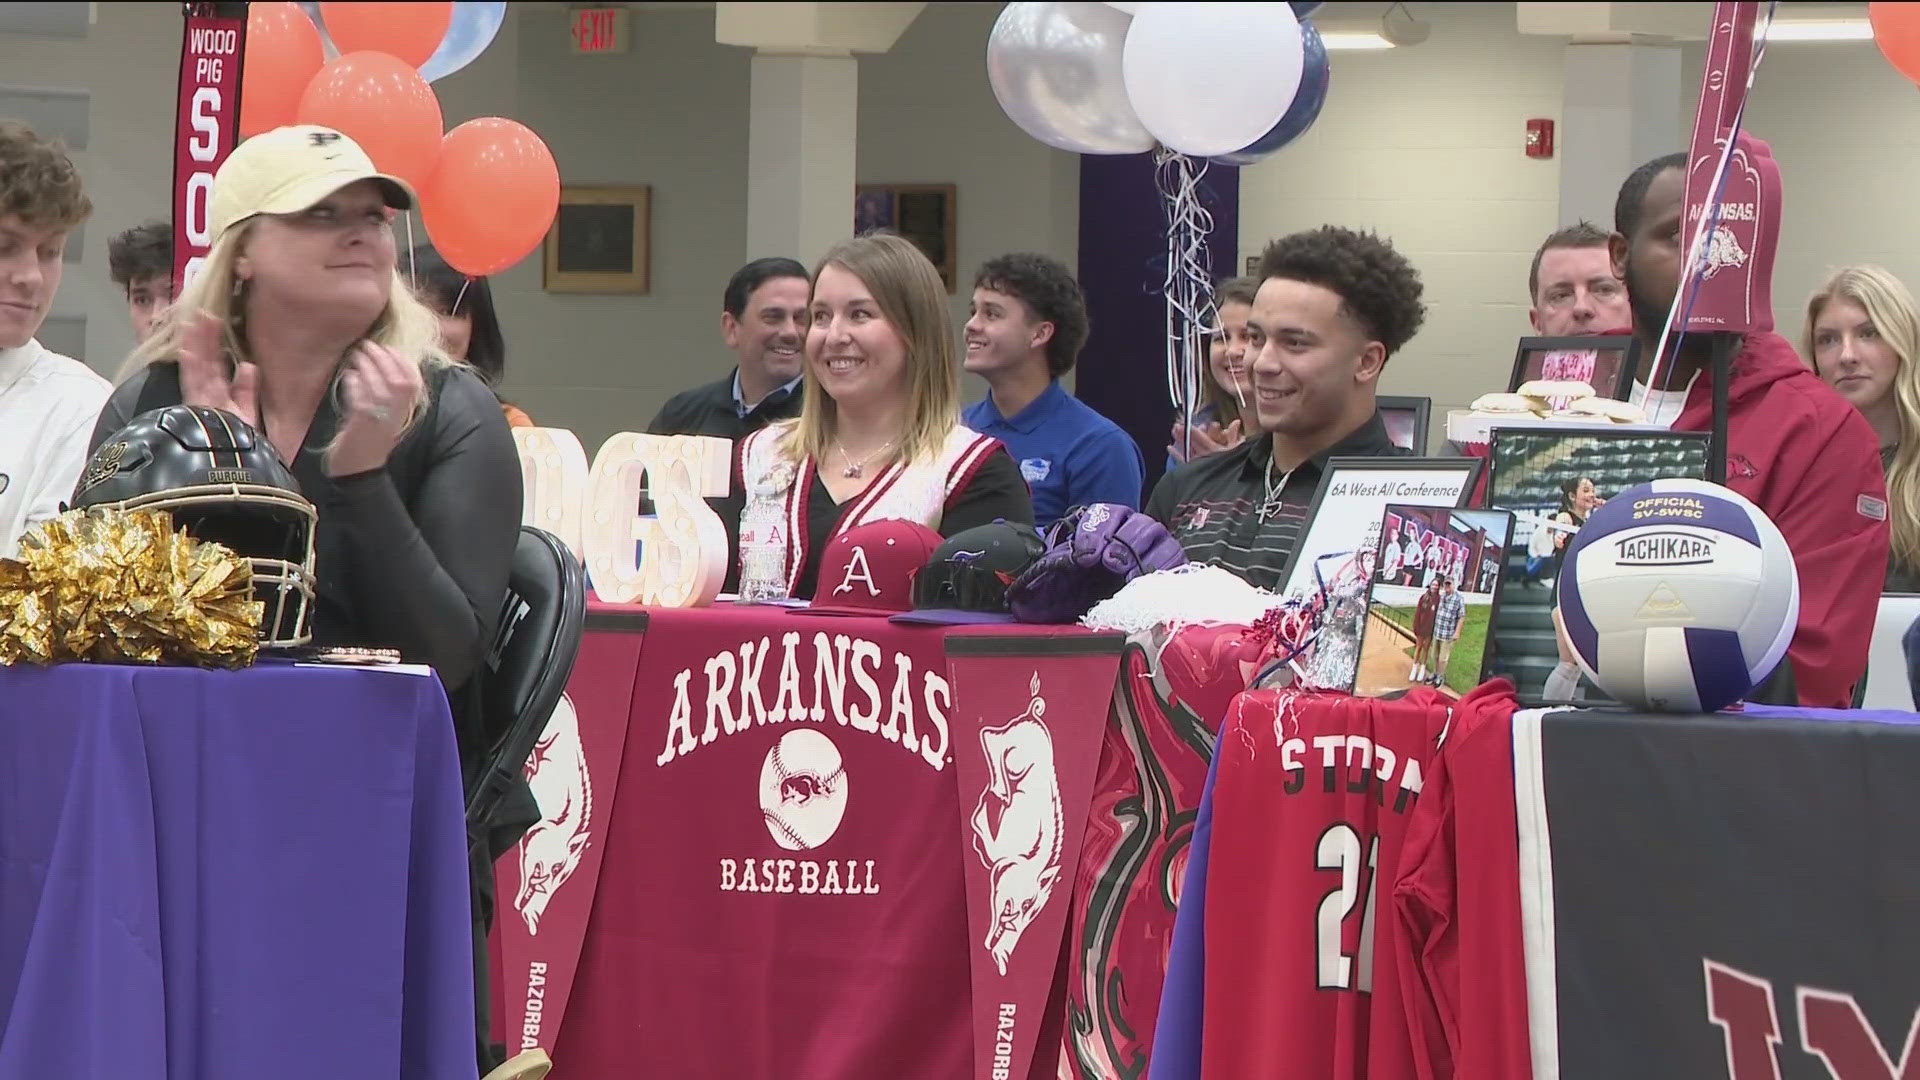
1144;226;1424;589
648;257;810;439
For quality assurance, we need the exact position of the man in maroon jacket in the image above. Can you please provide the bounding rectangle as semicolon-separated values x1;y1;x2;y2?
1610;152;1888;708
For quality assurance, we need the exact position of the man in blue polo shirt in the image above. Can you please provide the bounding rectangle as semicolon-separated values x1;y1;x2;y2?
961;253;1144;526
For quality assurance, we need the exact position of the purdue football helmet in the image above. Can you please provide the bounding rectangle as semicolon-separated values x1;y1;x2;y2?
73;405;318;647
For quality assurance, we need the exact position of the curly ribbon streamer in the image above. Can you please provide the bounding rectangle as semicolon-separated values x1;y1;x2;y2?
1157;148;1219;462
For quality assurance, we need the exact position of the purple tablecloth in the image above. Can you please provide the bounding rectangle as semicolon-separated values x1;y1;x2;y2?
0;660;476;1079
1739;702;1920;724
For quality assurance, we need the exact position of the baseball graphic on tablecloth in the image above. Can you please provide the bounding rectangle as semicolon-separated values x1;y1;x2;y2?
759;729;848;850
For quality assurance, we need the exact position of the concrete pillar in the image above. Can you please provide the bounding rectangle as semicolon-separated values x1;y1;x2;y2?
746;53;857;269
716;2;925;265
1516;3;1705;227
1559;42;1684;228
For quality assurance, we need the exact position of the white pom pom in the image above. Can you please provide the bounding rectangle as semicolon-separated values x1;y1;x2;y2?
1082;564;1284;635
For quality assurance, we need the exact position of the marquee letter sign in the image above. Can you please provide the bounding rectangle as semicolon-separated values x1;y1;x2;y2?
517;428;732;608
514;427;592;558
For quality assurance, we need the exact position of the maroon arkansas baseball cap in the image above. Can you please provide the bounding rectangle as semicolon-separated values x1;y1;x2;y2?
793;519;944;617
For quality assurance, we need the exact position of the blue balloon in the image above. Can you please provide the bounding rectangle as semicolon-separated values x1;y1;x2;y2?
1210;21;1329;167
419;1;507;83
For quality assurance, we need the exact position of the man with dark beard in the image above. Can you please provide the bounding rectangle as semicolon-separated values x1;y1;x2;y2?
1608;152;1887;708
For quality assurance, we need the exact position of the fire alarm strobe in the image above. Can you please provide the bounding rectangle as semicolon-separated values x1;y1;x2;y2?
1526;118;1555;160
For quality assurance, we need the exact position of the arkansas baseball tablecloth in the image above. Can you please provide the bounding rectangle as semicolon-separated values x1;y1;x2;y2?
493;601;1121;1079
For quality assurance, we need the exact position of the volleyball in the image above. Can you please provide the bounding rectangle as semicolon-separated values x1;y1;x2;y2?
1557;479;1799;712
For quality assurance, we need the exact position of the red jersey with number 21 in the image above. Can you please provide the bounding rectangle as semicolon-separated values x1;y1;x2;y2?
1199;688;1452;1080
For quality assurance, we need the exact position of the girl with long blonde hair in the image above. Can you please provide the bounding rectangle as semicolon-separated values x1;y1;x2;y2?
720;232;1033;599
88;124;530;1079
1803;265;1920;590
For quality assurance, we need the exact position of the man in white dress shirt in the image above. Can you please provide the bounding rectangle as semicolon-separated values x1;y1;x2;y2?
0;120;110;557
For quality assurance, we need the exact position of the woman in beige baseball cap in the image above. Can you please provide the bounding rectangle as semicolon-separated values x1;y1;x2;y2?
89;126;543;1080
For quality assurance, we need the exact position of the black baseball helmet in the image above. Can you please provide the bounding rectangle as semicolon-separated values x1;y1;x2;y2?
72;405;317;647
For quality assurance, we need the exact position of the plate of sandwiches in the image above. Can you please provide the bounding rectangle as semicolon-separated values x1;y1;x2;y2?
1446;382;1654;445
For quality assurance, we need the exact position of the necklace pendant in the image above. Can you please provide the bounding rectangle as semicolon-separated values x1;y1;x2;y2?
843;464;862;479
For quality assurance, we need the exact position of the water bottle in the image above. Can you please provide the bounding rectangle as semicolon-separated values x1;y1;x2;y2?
737;499;789;603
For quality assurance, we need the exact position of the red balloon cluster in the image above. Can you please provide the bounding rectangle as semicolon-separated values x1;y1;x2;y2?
296;51;443;191
235;1;558;278
1871;2;1920;86
424;120;562;278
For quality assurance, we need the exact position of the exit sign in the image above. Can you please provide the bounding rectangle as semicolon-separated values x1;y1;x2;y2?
570;7;630;53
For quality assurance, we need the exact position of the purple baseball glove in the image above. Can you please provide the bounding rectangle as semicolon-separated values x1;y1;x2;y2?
1007;503;1189;624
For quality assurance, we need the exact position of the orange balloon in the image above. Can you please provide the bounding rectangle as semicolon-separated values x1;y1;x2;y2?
422;118;559;277
240;3;325;137
296;52;444;191
318;1;452;69
1872;2;1920;85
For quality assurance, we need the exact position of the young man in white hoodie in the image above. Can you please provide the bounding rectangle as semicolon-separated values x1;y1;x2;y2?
0;120;109;558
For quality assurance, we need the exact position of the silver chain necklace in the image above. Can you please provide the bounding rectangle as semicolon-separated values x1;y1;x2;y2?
834;439;895;479
1258;451;1296;522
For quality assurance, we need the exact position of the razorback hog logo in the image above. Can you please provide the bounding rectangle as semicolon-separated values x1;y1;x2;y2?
1704;224;1748;279
970;675;1064;977
515;693;593;935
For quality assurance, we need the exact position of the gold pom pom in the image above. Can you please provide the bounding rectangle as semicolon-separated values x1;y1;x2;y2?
0;507;262;668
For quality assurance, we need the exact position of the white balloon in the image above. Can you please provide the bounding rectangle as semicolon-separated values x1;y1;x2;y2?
988;2;1156;155
1121;1;1305;158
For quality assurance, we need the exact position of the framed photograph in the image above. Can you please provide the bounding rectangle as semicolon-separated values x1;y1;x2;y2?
1377;395;1431;453
1485;426;1713;705
1865;594;1920;710
854;183;957;291
1270;457;1484;691
544;185;651;295
1355;506;1515;698
1506;335;1640;400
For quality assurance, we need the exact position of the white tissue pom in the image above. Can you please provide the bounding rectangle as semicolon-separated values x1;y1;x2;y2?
1082;564;1283;635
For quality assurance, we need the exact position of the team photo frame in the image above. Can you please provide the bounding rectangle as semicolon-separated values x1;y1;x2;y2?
1376;395;1432;453
853;183;958;292
1484;425;1713;706
1354;506;1515;699
1272;457;1483;692
1506;335;1640;399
